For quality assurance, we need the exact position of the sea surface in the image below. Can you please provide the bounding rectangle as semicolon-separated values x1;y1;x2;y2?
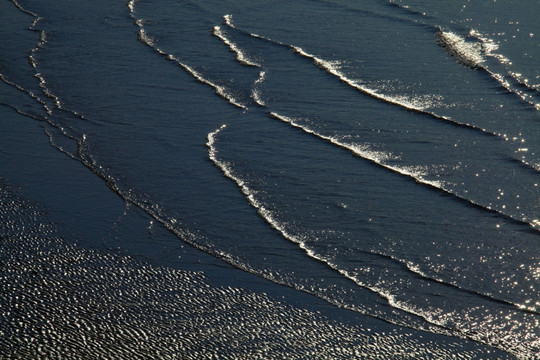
1;0;539;358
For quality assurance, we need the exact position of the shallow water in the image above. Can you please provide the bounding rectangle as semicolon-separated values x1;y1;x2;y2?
1;0;539;358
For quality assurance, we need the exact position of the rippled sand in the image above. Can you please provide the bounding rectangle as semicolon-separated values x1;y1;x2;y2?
0;182;503;359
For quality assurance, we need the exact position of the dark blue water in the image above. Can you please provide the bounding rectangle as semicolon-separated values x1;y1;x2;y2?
1;0;539;358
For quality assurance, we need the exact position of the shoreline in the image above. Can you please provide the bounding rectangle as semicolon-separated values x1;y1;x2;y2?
0;105;512;358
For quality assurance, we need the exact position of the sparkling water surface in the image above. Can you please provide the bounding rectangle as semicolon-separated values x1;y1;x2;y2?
1;0;538;358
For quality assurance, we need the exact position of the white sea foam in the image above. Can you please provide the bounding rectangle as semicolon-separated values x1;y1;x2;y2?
437;29;540;110
255;70;266;85
127;0;136;14
137;28;155;48
223;14;234;28
435;30;485;69
251;71;267;106
251;89;265;107
468;29;510;66
212;26;260;67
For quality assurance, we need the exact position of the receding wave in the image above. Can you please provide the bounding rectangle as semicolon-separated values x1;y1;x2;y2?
268;111;539;231
3;0;95;139
206;125;455;330
437;29;540;111
372;251;540;315
221;16;538;188
288;46;497;135
206;124;539;357
221;19;497;136
268;112;443;187
129;7;247;109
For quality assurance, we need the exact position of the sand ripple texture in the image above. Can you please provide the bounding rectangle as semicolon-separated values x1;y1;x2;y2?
0;184;495;359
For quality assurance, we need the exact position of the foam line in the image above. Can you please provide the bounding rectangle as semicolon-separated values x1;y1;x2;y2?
208;123;538;356
364;250;540;315
289;46;497;135
7;1;95;126
222;16;539;200
268;112;540;231
10;0;37;17
0;73;51;115
0;101;43;122
222;18;496;135
206;124;461;334
129;7;247;109
212;26;260;67
251;71;266;106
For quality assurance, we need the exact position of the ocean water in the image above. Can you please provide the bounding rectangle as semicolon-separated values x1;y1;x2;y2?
1;0;539;358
